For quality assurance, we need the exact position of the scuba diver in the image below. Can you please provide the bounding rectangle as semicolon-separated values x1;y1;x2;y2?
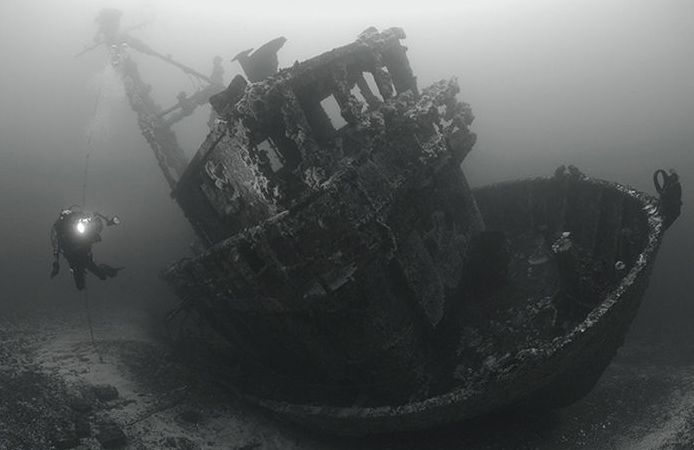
50;207;123;290
654;169;682;230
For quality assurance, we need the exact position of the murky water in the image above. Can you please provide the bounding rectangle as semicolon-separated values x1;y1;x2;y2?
1;1;693;448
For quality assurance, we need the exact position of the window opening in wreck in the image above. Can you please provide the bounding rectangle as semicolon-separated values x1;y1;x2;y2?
319;95;348;130
379;66;396;92
362;71;384;102
257;138;284;172
349;85;369;113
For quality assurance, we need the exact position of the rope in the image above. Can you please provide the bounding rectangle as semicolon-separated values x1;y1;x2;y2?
83;288;104;363
81;153;90;208
81;86;102;208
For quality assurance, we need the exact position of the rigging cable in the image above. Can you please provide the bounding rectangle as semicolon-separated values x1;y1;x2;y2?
81;153;90;208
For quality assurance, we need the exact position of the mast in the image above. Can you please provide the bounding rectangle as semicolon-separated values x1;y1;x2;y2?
82;8;224;190
114;50;187;189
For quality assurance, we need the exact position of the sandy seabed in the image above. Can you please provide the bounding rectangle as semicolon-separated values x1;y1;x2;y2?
1;302;694;450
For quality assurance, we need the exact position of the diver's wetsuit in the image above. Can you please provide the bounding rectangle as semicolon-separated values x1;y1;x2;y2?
51;209;121;290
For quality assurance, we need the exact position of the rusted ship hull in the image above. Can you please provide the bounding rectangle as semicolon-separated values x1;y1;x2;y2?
84;11;677;436
239;176;664;435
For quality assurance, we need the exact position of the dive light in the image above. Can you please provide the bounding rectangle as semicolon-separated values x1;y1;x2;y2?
75;218;90;235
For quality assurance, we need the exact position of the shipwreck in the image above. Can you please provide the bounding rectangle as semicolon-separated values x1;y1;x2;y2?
86;9;680;435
